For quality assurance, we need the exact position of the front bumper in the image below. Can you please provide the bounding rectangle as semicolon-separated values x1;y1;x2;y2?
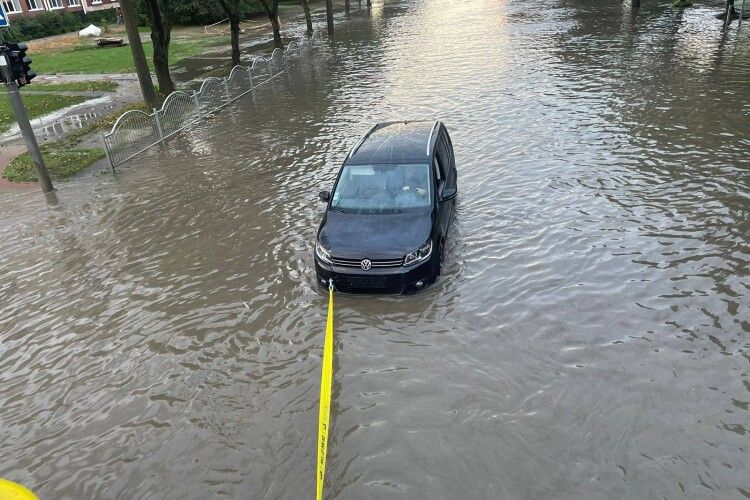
315;256;435;294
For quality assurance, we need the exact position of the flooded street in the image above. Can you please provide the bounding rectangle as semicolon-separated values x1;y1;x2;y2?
1;0;749;498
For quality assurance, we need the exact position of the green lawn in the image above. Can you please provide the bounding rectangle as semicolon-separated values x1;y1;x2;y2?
32;37;229;75
3;146;105;183
2;100;151;184
25;81;119;92
0;93;86;133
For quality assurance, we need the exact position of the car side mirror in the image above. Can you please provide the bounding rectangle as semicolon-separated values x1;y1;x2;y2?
440;187;457;201
319;190;331;203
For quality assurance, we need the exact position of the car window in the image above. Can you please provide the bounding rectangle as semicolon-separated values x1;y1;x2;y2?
331;163;432;213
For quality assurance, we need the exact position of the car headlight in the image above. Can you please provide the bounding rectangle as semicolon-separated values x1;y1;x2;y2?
403;240;432;267
316;241;333;264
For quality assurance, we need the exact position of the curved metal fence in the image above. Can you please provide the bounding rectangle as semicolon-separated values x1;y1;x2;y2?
102;33;321;171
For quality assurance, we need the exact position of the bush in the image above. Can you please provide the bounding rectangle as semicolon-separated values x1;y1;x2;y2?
0;9;117;43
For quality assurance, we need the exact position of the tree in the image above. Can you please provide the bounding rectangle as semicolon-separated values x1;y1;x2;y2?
218;0;244;66
723;0;737;26
326;0;334;35
120;0;158;107
144;0;175;96
258;0;283;49
301;0;313;36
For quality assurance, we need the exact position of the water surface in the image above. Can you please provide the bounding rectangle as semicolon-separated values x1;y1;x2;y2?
1;0;749;498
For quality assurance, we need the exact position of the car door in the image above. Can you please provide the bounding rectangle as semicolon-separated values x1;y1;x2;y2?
443;127;457;191
434;134;452;242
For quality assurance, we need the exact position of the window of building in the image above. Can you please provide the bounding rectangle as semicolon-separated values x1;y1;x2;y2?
2;0;21;13
68;0;80;5
47;0;62;8
26;0;42;10
91;0;102;3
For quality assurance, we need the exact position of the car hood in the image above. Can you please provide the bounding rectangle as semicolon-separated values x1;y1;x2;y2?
318;209;433;259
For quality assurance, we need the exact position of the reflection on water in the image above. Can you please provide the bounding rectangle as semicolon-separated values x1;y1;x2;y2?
37;112;103;140
1;0;748;498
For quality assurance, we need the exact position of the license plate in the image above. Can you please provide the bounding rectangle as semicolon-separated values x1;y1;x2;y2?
344;276;387;289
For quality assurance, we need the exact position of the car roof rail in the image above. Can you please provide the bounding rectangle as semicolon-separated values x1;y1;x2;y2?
425;120;440;156
348;123;381;159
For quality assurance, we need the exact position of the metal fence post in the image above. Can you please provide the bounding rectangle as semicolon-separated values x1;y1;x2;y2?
102;133;115;174
193;91;203;120
153;108;165;146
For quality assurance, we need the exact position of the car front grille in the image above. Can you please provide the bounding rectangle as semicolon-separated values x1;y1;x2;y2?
330;256;404;268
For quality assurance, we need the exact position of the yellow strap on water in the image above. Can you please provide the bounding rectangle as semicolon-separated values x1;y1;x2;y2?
0;478;38;500
316;283;334;500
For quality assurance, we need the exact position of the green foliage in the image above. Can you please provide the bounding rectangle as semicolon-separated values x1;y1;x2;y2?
3;146;104;183
0;10;118;43
138;0;265;27
673;0;693;7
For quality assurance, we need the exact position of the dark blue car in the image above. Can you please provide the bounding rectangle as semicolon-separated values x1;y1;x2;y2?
314;121;457;293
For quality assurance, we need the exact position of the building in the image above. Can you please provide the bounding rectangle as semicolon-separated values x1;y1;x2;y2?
1;0;119;18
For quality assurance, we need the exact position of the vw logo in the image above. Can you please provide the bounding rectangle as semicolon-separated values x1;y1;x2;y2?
360;259;372;271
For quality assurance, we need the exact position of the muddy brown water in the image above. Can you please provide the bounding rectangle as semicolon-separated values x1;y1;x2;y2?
1;1;749;498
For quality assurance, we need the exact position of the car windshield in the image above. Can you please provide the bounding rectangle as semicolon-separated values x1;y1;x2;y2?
331;163;432;213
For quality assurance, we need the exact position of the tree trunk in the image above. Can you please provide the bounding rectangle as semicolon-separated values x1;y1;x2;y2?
145;0;174;96
725;0;737;26
326;0;334;35
345;0;350;15
270;14;283;48
366;0;371;10
120;0;157;107
631;0;640;8
218;0;242;66
229;13;241;65
259;0;283;49
301;0;313;36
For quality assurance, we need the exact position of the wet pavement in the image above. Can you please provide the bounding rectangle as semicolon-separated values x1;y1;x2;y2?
1;0;749;498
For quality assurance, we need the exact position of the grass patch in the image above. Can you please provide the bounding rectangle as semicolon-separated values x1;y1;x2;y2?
32;37;229;75
0;93;86;133
3;146;104;183
1;99;151;184
26;81;119;92
2;100;152;183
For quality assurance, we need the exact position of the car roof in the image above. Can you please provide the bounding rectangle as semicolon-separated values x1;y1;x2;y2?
346;121;439;165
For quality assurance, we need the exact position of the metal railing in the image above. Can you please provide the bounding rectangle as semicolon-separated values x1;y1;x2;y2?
102;32;321;172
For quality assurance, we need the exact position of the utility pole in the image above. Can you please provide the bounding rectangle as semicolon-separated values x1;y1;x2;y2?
120;0;157;108
0;49;53;193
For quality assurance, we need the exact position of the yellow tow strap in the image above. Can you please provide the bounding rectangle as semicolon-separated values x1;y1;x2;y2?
316;282;334;500
0;478;38;500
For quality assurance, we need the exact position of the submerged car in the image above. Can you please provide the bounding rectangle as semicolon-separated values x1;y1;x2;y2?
314;120;457;293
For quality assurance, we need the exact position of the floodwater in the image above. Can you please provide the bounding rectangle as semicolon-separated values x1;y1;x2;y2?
1;0;749;498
